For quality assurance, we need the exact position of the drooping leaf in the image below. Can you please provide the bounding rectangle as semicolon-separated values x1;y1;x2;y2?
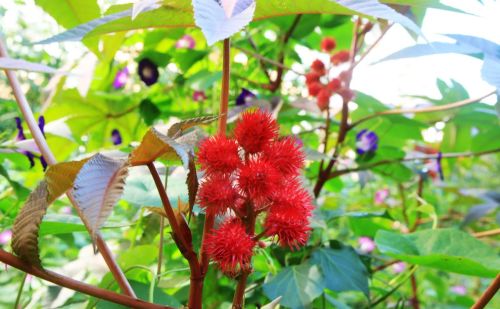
193;0;256;45
0;165;30;199
167;115;218;138
72;154;129;241
263;263;325;309
446;34;500;59
130;128;191;168
11;159;90;266
334;0;421;35
375;228;500;277
11;181;50;266
186;155;198;215
311;246;370;297
0;57;60;74
132;0;161;20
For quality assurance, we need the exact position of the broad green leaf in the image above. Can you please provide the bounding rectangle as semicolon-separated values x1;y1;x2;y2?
72;154;129;241
446;34;500;59
139;99;161;126
375;228;500;277
311;246;370;297
263;263;325;309
39;214;87;235
0;165;30;199
132;0;161;20
96;280;181;309
0;57;59;74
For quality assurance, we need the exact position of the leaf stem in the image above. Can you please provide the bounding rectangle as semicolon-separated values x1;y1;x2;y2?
473;228;500;238
218;38;231;135
14;272;27;309
0;37;136;299
349;90;497;129
471;273;500;309
0;249;168;309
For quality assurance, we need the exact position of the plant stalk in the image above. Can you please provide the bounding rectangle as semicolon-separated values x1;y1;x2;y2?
471;273;500;309
0;250;167;309
0;37;136;298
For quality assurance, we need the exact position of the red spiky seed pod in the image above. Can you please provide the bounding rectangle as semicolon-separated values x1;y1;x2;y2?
308;82;323;97
205;219;255;273
327;78;341;92
316;88;331;111
264;206;311;250
238;159;280;201
234;110;279;154
330;50;351;65
198;174;239;216
198;135;241;175
310;59;326;75
263;137;305;176
321;37;337;52
270;180;313;214
305;72;322;85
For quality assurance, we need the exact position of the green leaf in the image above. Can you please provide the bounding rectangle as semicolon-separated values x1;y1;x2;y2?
375;228;500;277
0;165;30;199
311;246;370;297
263;263;325;309
96;280;181;309
173;50;208;72
139;99;161;126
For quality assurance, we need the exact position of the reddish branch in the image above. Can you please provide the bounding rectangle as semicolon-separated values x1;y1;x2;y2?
0;37;136;298
147;163;202;309
0;250;168;309
471;274;500;309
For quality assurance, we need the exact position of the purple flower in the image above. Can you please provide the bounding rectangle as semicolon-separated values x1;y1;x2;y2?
138;58;159;86
111;129;122;146
451;285;467;295
392;262;406;274
15;117;35;168
374;189;389;205
176;35;196;49
236;88;257;106
436;152;444;180
358;237;376;254
60;206;73;215
356;129;378;155
113;67;129;89
38;116;47;171
0;230;12;245
193;90;207;102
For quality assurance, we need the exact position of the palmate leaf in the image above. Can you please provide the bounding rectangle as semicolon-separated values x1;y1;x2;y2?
35;0;446;45
72;154;129;242
193;0;256;45
167;115;218;138
0;57;60;74
11;159;88;266
132;0;162;20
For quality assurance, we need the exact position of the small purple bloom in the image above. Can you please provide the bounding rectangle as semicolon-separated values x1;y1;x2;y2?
236;88;257;106
15;117;35;168
111;129;122;146
193;90;207;102
176;35;196;49
356;129;378;155
113;67;129;89
392;262;406;274
0;230;12;245
38;116;47;171
451;285;467;295
138;58;159;86
374;189;389;205
436;152;444;181
358;237;376;254
60;206;73;215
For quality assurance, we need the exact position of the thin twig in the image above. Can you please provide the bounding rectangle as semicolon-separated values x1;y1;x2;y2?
350;90;497;129
473;228;500;238
327;148;500;180
0;250;168;309
0;37;136;298
14;272;28;309
234;46;304;76
471;274;500;309
352;24;393;69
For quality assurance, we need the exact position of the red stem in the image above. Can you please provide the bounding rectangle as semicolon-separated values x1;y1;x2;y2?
0;250;167;309
471;274;500;309
218;38;231;134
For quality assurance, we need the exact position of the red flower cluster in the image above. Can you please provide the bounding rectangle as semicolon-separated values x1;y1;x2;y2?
305;37;355;111
198;110;312;274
